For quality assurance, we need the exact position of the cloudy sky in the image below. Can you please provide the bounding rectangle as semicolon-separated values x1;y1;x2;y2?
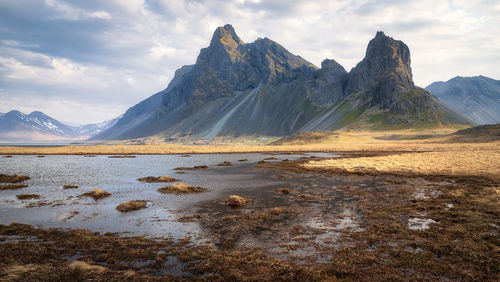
1;0;499;124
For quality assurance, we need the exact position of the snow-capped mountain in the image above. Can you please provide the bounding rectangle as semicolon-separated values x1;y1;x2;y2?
0;110;79;141
72;115;122;137
0;110;122;141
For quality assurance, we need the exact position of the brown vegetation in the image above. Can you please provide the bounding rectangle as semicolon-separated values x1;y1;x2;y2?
137;175;178;183
16;194;40;200
305;150;500;180
1;130;499;157
0;184;28;190
107;155;136;158
0;174;30;183
116;200;148;212
237;158;248;162
80;188;112;200
157;183;205;194
224;195;248;208
275;188;292;195
63;184;78;189
174;165;208;170
217;161;232;166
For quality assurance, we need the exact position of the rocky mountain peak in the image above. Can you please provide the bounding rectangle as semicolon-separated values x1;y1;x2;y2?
345;31;414;108
321;59;346;74
210;24;244;48
365;31;412;82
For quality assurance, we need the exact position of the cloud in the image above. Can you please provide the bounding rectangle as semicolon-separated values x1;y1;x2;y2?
0;0;499;124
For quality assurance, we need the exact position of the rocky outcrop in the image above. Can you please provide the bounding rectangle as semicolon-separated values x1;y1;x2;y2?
426;76;500;124
93;26;473;141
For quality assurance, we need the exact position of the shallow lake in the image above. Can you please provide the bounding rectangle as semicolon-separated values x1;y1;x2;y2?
0;153;337;240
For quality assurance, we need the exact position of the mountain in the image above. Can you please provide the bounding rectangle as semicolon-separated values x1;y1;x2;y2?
0;110;79;141
73;115;122;137
0;110;122;141
93;25;473;140
425;76;500;124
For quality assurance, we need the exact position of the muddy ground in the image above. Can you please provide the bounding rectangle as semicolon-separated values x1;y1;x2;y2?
0;153;499;281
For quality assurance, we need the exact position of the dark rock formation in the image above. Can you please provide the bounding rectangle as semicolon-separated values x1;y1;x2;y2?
93;26;473;141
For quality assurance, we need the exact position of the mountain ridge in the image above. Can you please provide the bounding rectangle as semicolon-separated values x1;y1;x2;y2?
93;25;474;141
426;75;500;124
0;110;120;141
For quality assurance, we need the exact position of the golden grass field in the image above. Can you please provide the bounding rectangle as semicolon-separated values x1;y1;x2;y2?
1;129;499;180
305;150;500;180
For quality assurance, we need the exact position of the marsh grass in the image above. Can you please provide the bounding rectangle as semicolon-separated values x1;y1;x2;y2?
137;175;178;183
158;183;205;194
0;184;28;190
80;188;112;200
16;194;40;200
116;200;147;212
224;195;248;208
0;174;30;183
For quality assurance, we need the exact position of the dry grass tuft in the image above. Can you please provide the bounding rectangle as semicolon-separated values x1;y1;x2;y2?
158;183;205;194
238;158;248;162
0;174;30;183
116;200;147;212
224;195;248;208
63;184;78;189
174;165;208;170
217;161;232;166
16;194;40;200
81;188;112;200
0;184;28;190
137;175;178;183
67;261;108;273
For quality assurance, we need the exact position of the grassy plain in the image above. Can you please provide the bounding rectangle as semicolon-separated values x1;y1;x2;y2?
1;129;499;155
1;128;499;280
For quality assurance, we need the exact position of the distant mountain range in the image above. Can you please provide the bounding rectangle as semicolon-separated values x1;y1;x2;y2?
93;25;472;140
0;110;120;142
426;76;500;125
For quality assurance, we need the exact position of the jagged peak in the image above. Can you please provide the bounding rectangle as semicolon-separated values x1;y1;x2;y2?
321;59;346;73
375;30;386;38
210;24;244;48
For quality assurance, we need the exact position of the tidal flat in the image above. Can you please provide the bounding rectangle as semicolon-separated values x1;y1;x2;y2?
0;147;498;280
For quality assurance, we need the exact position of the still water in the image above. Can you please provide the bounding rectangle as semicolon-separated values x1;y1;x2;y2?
0;153;336;239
